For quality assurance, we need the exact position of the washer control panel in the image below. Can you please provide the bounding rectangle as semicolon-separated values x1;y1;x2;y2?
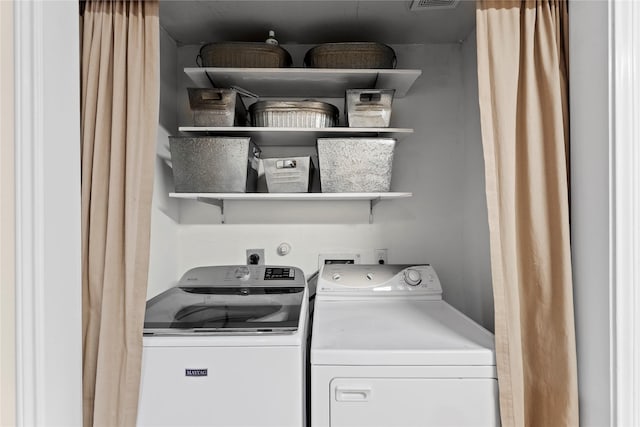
264;267;295;280
179;265;304;287
317;264;442;298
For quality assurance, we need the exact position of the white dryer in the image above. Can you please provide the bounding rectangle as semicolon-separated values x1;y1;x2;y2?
137;265;309;427
311;264;499;427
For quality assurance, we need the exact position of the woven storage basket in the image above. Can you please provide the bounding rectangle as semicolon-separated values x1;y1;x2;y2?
304;42;396;69
198;42;292;68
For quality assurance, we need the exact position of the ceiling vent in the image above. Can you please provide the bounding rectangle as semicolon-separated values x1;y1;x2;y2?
410;0;461;11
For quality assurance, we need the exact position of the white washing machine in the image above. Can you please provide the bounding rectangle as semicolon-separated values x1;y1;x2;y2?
137;265;309;427
311;264;499;427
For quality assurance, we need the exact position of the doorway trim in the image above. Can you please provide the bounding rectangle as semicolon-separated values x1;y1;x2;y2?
0;0;16;425
13;1;82;425
611;0;640;425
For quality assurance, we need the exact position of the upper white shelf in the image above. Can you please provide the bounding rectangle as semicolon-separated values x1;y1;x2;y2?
177;126;413;145
184;67;422;98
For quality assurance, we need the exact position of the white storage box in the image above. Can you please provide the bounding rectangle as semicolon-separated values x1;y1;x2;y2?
345;89;395;127
263;157;314;193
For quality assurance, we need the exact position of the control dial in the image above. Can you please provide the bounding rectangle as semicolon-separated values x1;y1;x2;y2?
234;267;251;280
403;269;422;286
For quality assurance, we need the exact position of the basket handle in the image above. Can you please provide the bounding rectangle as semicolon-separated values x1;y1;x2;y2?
303;50;311;68
359;92;382;102
276;159;298;169
196;44;207;67
199;92;224;103
391;54;397;69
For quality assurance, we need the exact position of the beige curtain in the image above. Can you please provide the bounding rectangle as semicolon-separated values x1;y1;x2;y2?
80;1;159;426
476;1;578;426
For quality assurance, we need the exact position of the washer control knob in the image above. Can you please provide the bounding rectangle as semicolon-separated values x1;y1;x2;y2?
403;269;422;286
235;267;251;280
332;273;341;281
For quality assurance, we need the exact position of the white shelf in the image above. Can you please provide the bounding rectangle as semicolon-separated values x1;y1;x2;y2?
170;192;412;202
169;192;412;223
184;67;422;98
177;126;413;145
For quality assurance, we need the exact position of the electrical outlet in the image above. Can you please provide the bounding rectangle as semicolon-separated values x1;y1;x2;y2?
246;249;265;265
375;249;388;265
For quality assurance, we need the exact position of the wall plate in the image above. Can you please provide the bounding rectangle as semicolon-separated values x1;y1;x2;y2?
246;248;265;265
318;252;361;270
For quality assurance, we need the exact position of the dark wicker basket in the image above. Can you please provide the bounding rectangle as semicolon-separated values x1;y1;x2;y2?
198;42;292;68
304;42;396;69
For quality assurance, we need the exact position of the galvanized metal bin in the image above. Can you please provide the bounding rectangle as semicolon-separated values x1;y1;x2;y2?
188;88;248;127
169;137;260;193
345;89;395;128
304;42;396;69
317;138;395;192
263;157;314;193
198;42;292;68
249;100;339;128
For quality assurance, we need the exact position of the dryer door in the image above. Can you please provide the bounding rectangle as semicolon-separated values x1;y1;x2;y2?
330;377;499;426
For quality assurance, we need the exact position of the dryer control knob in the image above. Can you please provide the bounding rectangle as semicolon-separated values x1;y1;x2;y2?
403;269;422;286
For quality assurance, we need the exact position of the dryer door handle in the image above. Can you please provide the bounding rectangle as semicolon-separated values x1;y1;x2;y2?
335;386;372;401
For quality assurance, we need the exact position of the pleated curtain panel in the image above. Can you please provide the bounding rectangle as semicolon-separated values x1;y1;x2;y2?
476;1;578;426
80;1;159;426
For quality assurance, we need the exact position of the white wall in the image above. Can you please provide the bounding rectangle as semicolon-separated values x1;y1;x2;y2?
148;26;181;298
568;1;612;425
460;29;493;331
151;39;495;331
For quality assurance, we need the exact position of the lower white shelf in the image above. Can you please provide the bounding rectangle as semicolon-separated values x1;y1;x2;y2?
169;192;412;223
169;192;412;202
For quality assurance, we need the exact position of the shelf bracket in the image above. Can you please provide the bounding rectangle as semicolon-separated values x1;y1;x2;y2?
196;197;225;223
369;197;382;224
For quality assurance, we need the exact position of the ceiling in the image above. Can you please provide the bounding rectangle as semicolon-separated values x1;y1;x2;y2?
159;0;476;46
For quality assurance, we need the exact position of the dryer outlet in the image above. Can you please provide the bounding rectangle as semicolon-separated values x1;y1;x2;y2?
246;249;265;265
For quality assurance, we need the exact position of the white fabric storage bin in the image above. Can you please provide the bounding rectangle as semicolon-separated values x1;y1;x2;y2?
263;157;314;193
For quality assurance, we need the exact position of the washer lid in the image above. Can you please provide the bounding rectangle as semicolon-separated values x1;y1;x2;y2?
144;265;306;336
311;299;495;366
